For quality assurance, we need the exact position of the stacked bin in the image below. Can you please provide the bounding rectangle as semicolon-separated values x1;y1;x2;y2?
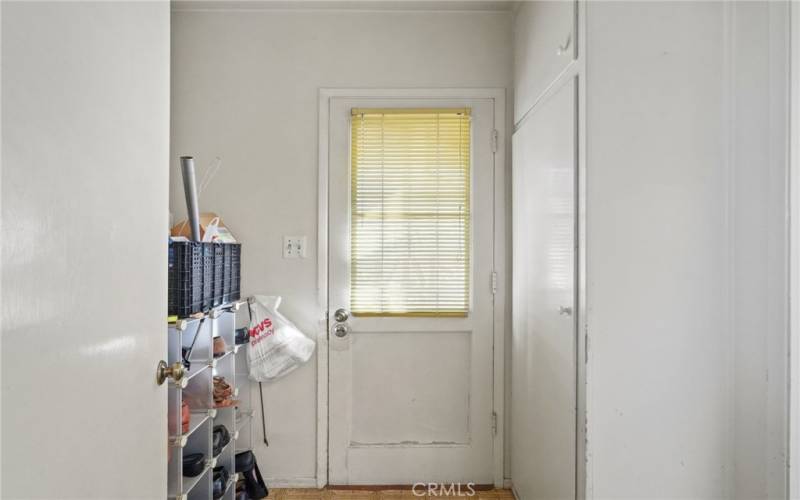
168;241;242;318
202;244;215;311
230;246;241;302
168;243;204;318
211;244;225;308
222;245;232;304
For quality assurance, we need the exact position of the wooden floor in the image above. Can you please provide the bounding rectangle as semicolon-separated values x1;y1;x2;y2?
268;488;514;500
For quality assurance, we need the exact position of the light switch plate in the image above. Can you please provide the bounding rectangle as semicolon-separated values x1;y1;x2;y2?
283;236;307;259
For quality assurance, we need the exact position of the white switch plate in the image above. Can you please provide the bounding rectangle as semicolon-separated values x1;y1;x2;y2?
283;236;307;259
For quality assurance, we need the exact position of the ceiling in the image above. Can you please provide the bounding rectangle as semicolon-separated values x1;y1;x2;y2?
171;0;516;12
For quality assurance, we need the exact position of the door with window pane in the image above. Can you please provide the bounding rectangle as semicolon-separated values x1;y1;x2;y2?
328;97;497;484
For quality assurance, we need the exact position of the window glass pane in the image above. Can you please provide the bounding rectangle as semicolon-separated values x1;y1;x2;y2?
350;108;471;317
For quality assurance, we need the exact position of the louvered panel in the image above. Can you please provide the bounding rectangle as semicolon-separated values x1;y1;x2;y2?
350;108;471;317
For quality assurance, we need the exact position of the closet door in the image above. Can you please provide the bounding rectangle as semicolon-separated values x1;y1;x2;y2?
513;0;576;122
512;76;577;500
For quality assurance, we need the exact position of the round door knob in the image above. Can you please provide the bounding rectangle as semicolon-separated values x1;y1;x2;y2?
334;308;350;323
559;306;573;316
333;324;350;338
156;360;185;386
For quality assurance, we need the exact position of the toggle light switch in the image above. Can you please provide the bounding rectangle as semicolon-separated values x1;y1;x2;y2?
283;236;307;259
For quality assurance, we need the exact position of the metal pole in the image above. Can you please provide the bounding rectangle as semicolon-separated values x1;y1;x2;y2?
180;156;201;242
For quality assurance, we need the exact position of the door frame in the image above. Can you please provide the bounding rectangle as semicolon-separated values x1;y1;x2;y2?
317;88;507;488
790;2;800;496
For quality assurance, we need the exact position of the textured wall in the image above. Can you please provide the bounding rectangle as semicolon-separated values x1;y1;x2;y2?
171;7;512;483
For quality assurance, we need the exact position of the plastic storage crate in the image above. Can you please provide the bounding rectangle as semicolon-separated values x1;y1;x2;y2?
168;241;242;318
201;243;214;311
211;243;225;307
230;244;241;301
222;244;233;304
168;241;204;317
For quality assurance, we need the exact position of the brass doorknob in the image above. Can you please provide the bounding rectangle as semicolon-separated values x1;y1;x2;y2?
156;360;185;385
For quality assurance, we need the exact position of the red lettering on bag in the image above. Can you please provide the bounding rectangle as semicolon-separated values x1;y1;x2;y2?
249;317;273;338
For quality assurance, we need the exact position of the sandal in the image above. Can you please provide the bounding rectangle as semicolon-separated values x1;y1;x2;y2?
213;337;227;358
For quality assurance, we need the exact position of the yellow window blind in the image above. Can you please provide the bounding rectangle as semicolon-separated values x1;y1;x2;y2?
350;108;471;317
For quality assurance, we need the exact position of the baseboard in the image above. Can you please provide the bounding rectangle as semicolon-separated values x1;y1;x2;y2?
264;478;513;491
326;485;496;491
265;477;321;488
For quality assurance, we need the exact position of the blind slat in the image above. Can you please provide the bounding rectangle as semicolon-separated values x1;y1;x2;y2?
350;108;471;317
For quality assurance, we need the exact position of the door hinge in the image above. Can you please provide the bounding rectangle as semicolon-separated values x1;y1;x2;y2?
491;129;499;153
491;411;498;435
585;325;589;364
491;271;497;295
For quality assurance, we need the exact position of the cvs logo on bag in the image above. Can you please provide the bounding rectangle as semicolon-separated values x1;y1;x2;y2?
246;295;316;382
249;317;274;346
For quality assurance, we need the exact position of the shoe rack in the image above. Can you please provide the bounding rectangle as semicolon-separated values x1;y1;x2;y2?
167;301;254;500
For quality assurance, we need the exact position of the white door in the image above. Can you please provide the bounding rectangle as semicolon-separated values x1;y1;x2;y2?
328;96;497;485
1;2;169;498
511;77;577;499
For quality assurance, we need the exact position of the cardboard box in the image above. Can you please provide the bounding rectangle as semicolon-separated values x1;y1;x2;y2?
171;212;237;243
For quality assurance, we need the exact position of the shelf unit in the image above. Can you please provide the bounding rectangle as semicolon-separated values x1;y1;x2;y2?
167;302;253;500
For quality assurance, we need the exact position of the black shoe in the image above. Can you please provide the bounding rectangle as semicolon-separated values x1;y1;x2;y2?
182;453;205;477
234;451;268;499
213;466;230;499
235;327;249;345
213;425;231;457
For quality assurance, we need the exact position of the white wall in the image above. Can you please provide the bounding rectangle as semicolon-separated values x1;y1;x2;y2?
585;3;790;498
1;1;170;497
585;3;732;496
170;6;512;484
729;3;789;498
512;1;790;498
790;4;800;498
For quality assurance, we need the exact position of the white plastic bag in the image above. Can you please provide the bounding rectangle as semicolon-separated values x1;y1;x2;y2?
202;217;221;242
247;295;315;381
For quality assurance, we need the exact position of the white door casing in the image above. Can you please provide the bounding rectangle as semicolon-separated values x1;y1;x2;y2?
792;2;800;497
511;76;578;500
324;92;503;485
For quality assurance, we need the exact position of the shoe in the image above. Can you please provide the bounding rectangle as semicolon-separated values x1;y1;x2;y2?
213;336;227;357
212;425;231;457
183;453;205;477
213;466;230;499
235;451;268;499
213;376;235;407
235;451;254;472
236;478;247;494
214;384;233;400
181;400;190;434
214;398;239;409
235;328;249;345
